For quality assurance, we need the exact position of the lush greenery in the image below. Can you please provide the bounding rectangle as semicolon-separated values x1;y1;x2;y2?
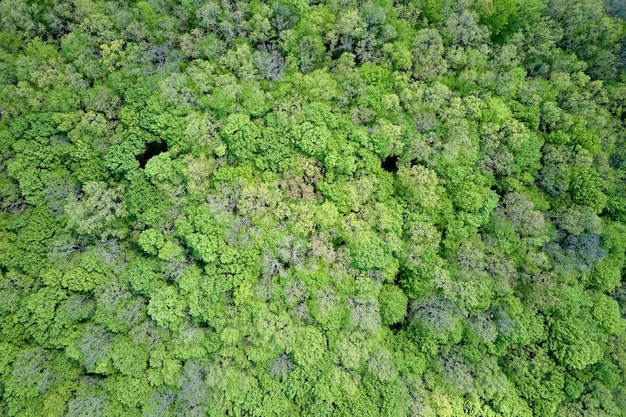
1;0;625;416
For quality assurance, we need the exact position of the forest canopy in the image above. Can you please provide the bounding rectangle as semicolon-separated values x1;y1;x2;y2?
0;0;625;416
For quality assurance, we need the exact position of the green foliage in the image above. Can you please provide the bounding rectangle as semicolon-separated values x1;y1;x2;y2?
379;285;408;325
65;181;127;239
476;0;545;40
147;285;186;330
349;235;393;271
290;326;327;370
221;113;261;163
0;1;625;416
503;346;565;417
569;166;608;213
109;336;148;376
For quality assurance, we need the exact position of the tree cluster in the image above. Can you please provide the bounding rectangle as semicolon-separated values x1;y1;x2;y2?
0;0;625;416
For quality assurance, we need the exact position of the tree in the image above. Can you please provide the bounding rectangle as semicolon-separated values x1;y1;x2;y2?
569;166;608;213
289;326;327;370
297;35;325;73
71;324;113;374
254;44;286;81
502;345;565;417
173;360;211;417
109;335;148;376
411;29;447;80
496;192;547;240
3;347;60;416
0;1;625;415
548;310;606;370
379;284;408;326
65;377;109;417
476;0;544;40
94;279;146;333
221;113;261;163
349;235;392;272
64;181;127;240
545;0;624;79
147;285;186;330
396;164;441;214
269;353;293;380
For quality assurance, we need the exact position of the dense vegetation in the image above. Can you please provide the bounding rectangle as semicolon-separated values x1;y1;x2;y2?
1;0;625;416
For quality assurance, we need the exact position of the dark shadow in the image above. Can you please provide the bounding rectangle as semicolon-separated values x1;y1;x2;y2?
138;141;168;168
332;238;346;250
389;321;404;332
381;156;398;173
